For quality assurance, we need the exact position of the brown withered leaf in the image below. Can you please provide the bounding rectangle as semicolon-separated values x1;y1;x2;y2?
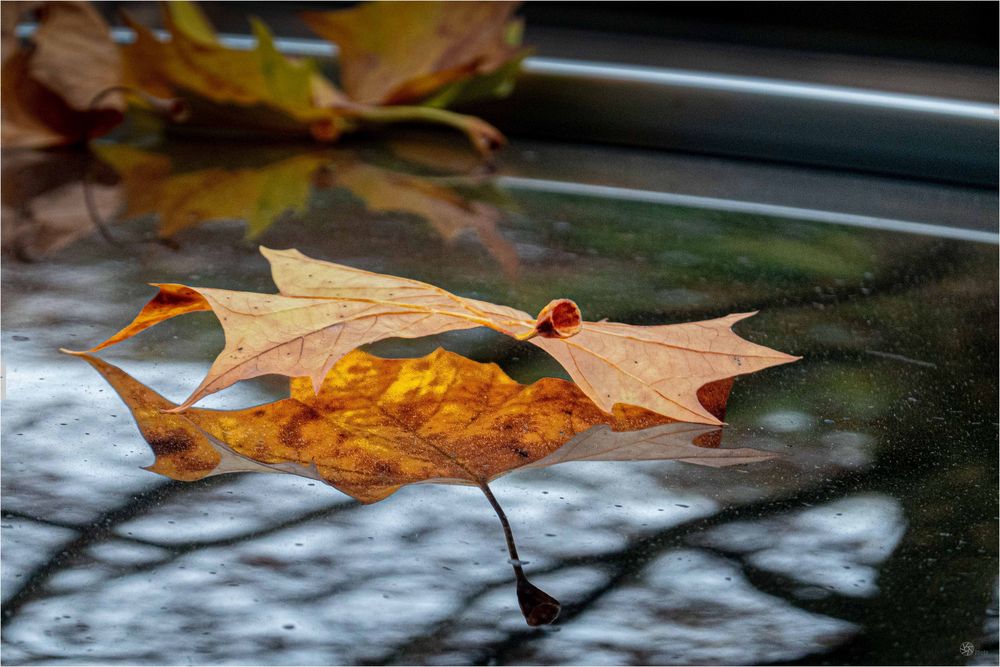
73;247;798;424
301;1;524;106
68;347;772;624
1;1;124;148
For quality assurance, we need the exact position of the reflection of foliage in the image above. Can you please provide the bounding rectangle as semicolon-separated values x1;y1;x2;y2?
3;138;524;276
93;143;326;239
93;141;521;277
319;157;520;279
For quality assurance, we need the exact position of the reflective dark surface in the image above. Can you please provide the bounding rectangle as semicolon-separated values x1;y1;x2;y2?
2;134;997;665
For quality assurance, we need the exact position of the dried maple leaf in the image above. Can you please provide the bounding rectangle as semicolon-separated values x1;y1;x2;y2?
301;1;525;106
72;247;798;424
68;348;775;624
1;1;124;148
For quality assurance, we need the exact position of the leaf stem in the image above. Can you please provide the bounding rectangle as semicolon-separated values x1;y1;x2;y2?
478;481;521;566
87;85;190;123
477;482;560;626
341;104;505;157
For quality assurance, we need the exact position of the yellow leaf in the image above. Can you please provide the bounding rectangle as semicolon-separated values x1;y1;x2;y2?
120;5;343;139
70;349;769;502
69;347;772;625
118;2;508;154
327;159;520;279
164;0;218;47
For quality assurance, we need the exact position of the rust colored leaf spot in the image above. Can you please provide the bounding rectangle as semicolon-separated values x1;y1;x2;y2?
372;460;398;477
148;430;196;456
696;377;735;423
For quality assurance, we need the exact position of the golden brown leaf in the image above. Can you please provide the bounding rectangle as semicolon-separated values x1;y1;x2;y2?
69;348;773;503
73;248;798;424
301;1;523;106
69;347;773;626
1;1;123;148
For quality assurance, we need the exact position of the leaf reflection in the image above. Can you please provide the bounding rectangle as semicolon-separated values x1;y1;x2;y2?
93;143;325;239
3;141;520;277
99;142;519;276
1;150;122;261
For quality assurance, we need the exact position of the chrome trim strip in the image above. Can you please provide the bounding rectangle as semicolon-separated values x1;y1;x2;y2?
498;177;1000;245
525;60;999;120
18;25;997;121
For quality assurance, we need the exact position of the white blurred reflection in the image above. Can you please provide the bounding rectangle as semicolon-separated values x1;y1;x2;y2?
528;549;856;665
694;493;906;597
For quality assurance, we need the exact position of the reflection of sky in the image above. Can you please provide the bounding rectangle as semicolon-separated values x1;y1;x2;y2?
2;352;870;664
694;493;906;598
527;550;856;665
969;580;999;666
